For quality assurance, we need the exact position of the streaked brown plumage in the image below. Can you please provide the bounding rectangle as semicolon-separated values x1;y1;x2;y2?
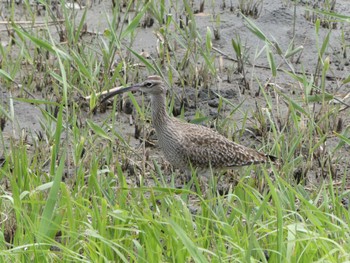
102;75;276;173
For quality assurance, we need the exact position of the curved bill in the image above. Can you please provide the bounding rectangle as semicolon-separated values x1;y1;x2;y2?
101;83;141;104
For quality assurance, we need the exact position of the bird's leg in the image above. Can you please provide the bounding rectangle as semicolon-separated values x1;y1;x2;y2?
199;175;210;197
196;169;218;198
174;169;191;188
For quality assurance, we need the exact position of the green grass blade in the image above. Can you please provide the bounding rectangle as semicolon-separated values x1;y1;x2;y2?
169;219;209;263
242;14;269;43
38;137;65;242
343;74;350;84
0;69;14;82
334;132;350;146
125;46;160;74
120;2;151;39
87;119;112;141
266;44;277;77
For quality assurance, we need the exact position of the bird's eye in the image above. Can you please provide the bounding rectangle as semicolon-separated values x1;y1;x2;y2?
145;82;153;87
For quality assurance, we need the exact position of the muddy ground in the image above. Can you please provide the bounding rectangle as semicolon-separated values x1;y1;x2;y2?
1;0;350;189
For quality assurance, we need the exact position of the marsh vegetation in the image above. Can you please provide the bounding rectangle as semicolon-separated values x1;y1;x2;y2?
0;0;350;261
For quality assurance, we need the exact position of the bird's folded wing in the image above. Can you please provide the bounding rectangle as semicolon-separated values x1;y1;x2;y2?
178;125;270;168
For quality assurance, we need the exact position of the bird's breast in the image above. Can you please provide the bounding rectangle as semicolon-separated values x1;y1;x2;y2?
156;127;188;168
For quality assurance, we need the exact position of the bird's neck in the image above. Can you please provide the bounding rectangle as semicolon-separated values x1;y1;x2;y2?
150;93;171;131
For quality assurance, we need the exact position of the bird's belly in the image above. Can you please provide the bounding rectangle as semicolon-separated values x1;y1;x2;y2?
158;135;188;168
163;149;187;168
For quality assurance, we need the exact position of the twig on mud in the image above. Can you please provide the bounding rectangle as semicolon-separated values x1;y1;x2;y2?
0;20;64;25
212;47;237;61
83;30;104;36
212;46;346;83
0;20;65;32
10;83;36;100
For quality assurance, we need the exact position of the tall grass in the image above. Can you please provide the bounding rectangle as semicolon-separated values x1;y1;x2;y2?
0;1;349;262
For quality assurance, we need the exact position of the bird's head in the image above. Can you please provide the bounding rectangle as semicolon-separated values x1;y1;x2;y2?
101;75;165;104
137;75;165;95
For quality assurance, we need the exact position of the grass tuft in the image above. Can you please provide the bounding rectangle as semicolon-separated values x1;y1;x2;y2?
0;0;349;262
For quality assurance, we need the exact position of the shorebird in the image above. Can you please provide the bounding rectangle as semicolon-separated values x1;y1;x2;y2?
102;75;276;176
